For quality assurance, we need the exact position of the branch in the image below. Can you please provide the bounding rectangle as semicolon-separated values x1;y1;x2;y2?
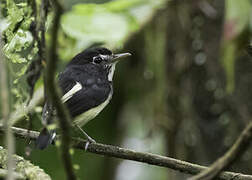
0;145;51;180
0;32;15;180
2;126;252;180
189;121;252;180
45;1;76;179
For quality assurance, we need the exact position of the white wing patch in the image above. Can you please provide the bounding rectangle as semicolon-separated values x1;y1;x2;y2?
61;82;82;103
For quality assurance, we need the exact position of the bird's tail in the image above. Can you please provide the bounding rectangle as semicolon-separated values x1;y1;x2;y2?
35;127;56;150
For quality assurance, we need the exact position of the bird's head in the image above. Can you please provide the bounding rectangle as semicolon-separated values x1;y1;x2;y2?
68;47;131;67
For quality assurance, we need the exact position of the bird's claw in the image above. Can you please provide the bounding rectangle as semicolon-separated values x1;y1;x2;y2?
74;124;96;151
84;138;96;151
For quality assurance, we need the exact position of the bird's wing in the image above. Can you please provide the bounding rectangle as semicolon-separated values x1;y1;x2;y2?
58;66;111;117
61;82;82;103
64;82;111;117
41;68;80;126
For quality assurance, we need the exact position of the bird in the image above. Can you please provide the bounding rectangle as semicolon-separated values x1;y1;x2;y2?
35;47;131;150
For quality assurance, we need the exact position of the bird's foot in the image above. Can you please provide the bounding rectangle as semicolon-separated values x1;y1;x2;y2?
75;125;96;151
84;135;96;151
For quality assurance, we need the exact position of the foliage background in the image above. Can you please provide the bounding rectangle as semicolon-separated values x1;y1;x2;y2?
1;0;252;179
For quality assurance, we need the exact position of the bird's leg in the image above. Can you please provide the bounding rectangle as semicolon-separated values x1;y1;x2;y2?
76;125;96;143
74;125;96;150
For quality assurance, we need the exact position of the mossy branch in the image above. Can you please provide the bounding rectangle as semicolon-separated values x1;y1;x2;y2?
0;145;51;180
0;168;25;180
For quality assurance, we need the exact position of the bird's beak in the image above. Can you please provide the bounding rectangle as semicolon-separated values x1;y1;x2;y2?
110;52;131;64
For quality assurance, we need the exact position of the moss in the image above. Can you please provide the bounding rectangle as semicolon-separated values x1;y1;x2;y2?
0;146;51;180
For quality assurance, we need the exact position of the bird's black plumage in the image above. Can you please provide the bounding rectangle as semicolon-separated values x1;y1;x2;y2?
59;47;113;117
36;47;131;149
59;64;111;117
68;47;112;66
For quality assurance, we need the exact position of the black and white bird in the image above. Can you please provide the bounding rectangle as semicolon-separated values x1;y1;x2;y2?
36;47;131;149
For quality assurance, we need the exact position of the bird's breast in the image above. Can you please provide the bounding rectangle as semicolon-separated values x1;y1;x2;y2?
73;92;113;127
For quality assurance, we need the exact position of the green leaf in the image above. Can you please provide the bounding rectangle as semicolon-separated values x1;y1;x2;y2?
60;0;165;59
225;0;251;40
221;0;251;93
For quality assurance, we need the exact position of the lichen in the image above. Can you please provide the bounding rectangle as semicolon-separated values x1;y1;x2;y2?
0;146;51;180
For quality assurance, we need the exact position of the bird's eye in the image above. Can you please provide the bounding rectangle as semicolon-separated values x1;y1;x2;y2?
93;56;103;64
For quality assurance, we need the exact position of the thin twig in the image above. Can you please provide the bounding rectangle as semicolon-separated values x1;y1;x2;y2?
1;126;252;180
0;34;15;180
45;1;76;180
26;0;49;99
188;121;252;180
8;86;44;125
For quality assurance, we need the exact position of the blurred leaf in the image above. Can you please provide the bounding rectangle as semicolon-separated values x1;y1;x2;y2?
62;10;130;47
222;43;236;93
221;0;251;93
104;0;143;12
60;0;166;60
224;0;251;41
